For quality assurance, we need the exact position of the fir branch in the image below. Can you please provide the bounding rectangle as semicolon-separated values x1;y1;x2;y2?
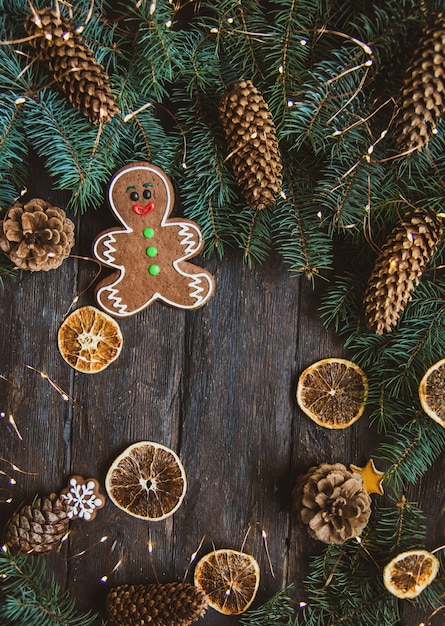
294;500;435;626
295;541;398;626
198;0;269;86
377;415;445;493
23;91;116;213
0;95;28;210
366;499;427;556
240;585;296;626
272;163;333;279
119;0;182;101
235;206;273;267
0;547;102;626
174;117;241;257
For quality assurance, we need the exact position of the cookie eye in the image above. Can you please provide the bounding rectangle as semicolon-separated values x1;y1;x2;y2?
130;191;139;201
143;189;152;200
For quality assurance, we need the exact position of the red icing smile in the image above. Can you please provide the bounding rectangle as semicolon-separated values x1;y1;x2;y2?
132;202;155;215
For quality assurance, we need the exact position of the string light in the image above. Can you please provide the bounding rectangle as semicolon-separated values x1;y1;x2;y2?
69;536;109;559
0;457;39;476
123;101;153;123
25;364;73;403
14;186;27;200
261;529;275;578
183;534;206;582
100;557;124;583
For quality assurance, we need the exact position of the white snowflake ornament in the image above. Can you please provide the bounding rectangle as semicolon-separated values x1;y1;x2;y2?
60;475;105;521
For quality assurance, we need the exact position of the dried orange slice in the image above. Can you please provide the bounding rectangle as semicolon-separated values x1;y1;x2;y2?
194;549;260;615
58;305;122;373
105;441;187;520
383;549;440;599
419;359;445;427
296;357;368;429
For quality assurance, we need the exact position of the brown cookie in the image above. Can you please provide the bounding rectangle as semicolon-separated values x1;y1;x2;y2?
93;162;215;316
60;475;105;521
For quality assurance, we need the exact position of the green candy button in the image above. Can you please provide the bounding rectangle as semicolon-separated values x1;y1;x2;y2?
146;246;158;258
143;227;155;238
149;264;161;276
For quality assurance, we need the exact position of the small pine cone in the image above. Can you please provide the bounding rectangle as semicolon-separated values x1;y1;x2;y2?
293;462;371;544
364;208;442;334
4;493;69;554
219;79;282;210
25;7;119;124
393;13;445;152
0;198;75;271
107;582;208;626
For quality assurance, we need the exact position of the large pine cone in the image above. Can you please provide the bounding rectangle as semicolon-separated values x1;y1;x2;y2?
4;493;69;554
25;7;119;124
0;198;75;271
107;582;208;626
293;462;372;544
393;13;445;152
364;208;442;334
219;79;282;210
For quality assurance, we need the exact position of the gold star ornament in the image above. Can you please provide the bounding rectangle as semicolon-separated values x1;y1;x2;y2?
350;458;385;495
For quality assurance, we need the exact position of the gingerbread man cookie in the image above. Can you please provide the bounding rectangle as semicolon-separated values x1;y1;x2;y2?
93;162;215;316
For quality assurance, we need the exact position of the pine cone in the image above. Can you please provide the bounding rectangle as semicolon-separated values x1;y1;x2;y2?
0;198;75;271
4;493;69;554
364;208;442;334
293;462;372;544
393;13;445;152
219;79;282;210
107;582;208;626
25;7;119;124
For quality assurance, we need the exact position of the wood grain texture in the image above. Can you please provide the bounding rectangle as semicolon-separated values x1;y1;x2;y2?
0;194;443;625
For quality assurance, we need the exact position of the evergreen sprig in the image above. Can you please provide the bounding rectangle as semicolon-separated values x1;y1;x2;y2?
240;585;296;626
0;546;104;626
243;501;443;626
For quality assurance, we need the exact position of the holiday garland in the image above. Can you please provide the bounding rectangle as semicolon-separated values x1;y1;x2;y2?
1;0;445;624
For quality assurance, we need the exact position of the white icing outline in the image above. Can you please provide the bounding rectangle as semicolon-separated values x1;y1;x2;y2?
94;163;214;316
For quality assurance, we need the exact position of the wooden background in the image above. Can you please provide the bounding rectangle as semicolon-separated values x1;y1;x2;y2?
0;165;443;626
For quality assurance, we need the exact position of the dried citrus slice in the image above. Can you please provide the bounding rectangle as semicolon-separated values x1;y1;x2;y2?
105;441;187;520
296;357;368;429
383;549;440;599
194;549;260;615
58;305;122;373
419;359;445;427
